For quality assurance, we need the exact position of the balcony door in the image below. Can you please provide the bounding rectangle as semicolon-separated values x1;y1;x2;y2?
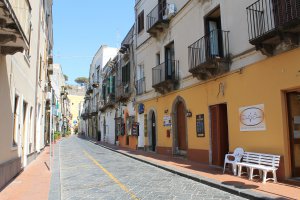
205;8;223;59
165;42;174;80
158;0;167;20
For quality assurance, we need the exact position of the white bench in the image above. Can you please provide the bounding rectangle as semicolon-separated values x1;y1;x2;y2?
237;152;280;183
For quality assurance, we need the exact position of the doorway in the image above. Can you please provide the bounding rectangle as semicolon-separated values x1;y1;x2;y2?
177;101;187;152
204;7;223;59
22;102;28;166
165;42;175;80
158;0;167;20
287;91;300;178
151;112;156;151
210;103;229;166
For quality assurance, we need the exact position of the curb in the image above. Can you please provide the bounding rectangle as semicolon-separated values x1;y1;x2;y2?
89;140;274;200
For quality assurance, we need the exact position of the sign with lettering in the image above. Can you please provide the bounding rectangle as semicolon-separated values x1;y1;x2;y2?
239;104;266;131
196;114;205;137
132;122;139;136
163;115;172;127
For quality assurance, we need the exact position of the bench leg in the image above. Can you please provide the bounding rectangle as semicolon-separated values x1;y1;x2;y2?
238;165;242;177
249;167;254;180
262;170;267;184
272;170;277;183
232;163;237;176
223;162;226;174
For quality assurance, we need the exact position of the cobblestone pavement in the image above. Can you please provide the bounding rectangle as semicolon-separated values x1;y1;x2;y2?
57;137;247;200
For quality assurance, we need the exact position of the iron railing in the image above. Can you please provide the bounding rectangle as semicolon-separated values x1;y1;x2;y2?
122;25;134;46
136;77;145;95
147;3;168;31
188;29;229;71
116;82;132;102
105;93;115;105
247;0;300;42
152;60;179;87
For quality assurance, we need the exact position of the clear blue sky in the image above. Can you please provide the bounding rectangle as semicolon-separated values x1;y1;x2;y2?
53;0;135;84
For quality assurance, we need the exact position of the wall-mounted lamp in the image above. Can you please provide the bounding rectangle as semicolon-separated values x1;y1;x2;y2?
164;109;168;114
186;110;192;117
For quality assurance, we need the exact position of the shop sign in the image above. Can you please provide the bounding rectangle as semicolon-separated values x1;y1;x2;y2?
132;122;139;136
239;104;266;131
163;115;172;127
196;114;205;137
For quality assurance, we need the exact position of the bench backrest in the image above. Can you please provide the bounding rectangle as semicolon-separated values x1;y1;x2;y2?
242;152;280;168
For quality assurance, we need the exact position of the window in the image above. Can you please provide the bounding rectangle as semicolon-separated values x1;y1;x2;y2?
13;95;19;146
122;63;130;84
138;11;144;33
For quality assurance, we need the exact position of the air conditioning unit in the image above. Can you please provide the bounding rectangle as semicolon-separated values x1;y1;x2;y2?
163;3;177;20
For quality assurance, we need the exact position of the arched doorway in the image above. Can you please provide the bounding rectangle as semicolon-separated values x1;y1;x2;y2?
177;101;187;151
172;96;188;155
148;109;157;152
151;112;156;151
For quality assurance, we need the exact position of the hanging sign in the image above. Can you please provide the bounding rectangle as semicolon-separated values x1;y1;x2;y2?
239;104;266;131
132;122;139;136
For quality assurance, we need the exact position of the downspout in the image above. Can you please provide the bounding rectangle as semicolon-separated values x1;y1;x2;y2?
33;0;42;153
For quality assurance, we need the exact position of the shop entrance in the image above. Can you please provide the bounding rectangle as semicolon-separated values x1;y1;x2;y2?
210;104;229;166
287;91;300;178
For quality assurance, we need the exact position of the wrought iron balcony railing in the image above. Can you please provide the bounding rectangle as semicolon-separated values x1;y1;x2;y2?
116;82;132;102
247;0;300;43
188;29;230;80
136;77;145;96
147;3;174;36
152;60;179;92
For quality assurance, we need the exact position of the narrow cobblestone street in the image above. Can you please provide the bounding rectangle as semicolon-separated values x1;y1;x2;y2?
53;137;246;200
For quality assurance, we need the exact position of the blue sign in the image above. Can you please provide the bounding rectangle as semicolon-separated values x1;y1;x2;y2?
138;104;144;114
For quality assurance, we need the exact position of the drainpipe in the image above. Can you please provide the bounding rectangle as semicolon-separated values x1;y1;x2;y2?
33;0;42;153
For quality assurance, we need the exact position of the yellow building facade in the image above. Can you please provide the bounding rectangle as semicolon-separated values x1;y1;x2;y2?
68;94;85;134
139;48;300;180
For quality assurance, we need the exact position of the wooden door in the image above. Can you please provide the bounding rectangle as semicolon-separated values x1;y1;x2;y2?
287;92;300;177
210;104;229;166
177;102;187;150
151;112;156;151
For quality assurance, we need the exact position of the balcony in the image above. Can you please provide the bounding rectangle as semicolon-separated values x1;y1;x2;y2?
152;60;179;94
247;0;300;56
136;77;145;95
188;30;230;80
147;3;176;37
0;0;31;54
105;93;116;108
99;93;115;112
116;82;132;102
